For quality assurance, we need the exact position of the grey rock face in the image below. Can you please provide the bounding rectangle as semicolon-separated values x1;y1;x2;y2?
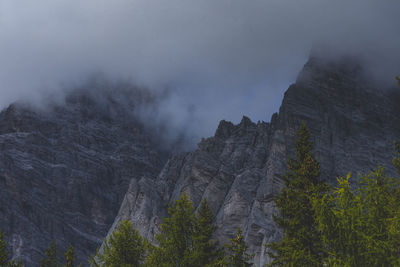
0;87;168;266
109;57;400;266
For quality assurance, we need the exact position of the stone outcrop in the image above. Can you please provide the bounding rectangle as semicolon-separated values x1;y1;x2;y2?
1;56;399;266
0;87;168;266
108;57;400;266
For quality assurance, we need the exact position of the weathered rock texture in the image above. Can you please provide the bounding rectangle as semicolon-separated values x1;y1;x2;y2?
0;86;168;266
108;57;400;266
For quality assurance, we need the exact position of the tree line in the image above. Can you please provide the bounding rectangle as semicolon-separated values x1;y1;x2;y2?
0;194;253;267
0;233;81;267
268;123;400;266
89;195;253;267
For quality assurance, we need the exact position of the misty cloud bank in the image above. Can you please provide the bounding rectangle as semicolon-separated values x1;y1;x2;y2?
0;0;399;145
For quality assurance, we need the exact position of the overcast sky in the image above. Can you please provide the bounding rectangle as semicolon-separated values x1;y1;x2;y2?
0;0;399;143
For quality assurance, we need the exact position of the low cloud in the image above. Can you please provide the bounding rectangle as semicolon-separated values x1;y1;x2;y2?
0;0;399;144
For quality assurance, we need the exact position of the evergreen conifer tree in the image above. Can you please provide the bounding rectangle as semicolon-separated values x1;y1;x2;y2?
225;228;252;267
0;231;8;266
268;122;327;266
40;241;59;267
145;193;197;266
393;141;400;172
64;245;76;267
0;231;22;267
190;200;219;266
312;167;400;266
90;220;146;267
4;259;22;267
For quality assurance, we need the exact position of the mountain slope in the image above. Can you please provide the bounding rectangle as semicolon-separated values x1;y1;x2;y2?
108;57;400;266
0;86;168;265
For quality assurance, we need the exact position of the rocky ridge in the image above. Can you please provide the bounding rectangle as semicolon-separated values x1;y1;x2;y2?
108;57;400;266
0;86;169;265
1;56;399;266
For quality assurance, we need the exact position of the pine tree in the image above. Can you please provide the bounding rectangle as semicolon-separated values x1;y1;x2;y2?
5;260;23;267
40;241;59;267
393;141;400;172
312;168;400;266
0;231;8;266
0;231;22;267
90;220;146;267
225;228;253;267
268;122;327;266
64;245;76;267
145;193;197;267
0;231;9;266
190;200;219;266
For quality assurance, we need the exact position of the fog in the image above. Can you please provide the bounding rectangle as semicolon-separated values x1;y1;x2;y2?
1;0;399;145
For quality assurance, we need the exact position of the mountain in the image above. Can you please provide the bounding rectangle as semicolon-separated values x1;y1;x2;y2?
0;85;169;265
106;56;400;266
1;56;399;266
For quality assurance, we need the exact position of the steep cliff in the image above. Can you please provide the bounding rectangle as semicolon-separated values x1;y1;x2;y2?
0;86;168;265
108;57;400;266
1;56;399;266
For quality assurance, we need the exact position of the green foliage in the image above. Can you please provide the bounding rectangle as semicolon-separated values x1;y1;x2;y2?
0;196;251;267
89;194;229;267
146;194;225;267
40;241;59;267
312;168;400;266
0;231;22;267
268;122;327;266
146;193;197;266
0;195;253;267
4;260;23;267
91;220;146;267
0;231;8;266
224;228;253;267
396;75;400;86
190;200;220;266
268;123;400;266
64;245;76;267
393;141;400;173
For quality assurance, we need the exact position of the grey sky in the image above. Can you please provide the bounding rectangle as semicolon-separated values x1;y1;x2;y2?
0;0;399;143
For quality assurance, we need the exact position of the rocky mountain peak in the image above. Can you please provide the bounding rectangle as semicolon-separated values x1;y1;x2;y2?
214;120;235;139
107;56;400;266
1;55;399;266
239;115;253;127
